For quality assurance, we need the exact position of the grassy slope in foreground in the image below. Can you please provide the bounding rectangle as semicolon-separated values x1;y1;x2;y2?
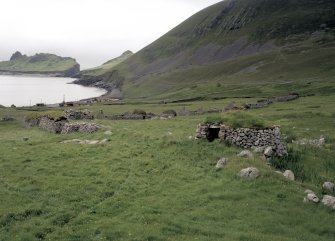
94;0;335;101
0;52;80;77
0;95;334;240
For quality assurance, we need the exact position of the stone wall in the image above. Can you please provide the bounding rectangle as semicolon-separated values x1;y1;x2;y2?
25;116;100;134
65;109;94;120
195;124;287;157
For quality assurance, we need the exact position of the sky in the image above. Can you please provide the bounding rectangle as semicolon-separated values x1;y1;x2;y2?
0;0;222;69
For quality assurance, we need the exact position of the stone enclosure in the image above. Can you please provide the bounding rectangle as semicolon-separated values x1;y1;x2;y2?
25;109;100;134
195;123;287;157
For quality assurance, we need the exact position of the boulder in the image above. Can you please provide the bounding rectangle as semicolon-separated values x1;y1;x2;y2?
322;181;335;191
304;193;320;203
321;195;335;209
239;167;260;179
283;170;295;181
104;130;113;136
264;146;273;157
252;146;265;153
78;123;101;134
304;189;315;195
237;150;253;158
215;158;227;170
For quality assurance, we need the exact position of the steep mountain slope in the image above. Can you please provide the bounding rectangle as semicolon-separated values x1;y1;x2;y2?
82;0;335;100
0;52;80;77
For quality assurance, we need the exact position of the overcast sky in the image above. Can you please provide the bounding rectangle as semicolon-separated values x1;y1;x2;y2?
0;0;222;69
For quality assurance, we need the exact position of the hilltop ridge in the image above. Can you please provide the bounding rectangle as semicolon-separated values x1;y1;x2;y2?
0;51;80;77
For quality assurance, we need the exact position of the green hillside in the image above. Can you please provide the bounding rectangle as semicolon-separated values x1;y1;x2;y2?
81;0;335;100
0;52;80;77
81;50;133;77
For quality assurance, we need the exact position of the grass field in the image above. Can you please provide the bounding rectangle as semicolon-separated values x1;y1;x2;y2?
0;95;334;240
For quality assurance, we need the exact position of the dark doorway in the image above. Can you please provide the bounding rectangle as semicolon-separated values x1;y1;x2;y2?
206;128;220;142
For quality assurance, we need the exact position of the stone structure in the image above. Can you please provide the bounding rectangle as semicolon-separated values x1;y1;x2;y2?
25;115;100;134
64;109;94;120
195;124;287;157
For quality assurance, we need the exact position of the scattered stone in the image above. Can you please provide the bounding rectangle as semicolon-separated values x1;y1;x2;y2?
252;146;265;153
0;115;15;121
215;158;227;170
275;170;283;174
264;146;273;157
292;136;325;147
104;130;113;136
321;195;335;209
165;132;173;137
304;193;320;204
283;170;295;181
239;167;260;179
60;139;109;145
99;139;110;144
304;189;314;194
237;150;253;158
322;181;335;191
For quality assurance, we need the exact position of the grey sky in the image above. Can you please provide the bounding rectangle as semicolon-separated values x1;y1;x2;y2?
0;0;222;69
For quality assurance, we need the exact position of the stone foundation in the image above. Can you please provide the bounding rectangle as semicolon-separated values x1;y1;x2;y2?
195;124;287;157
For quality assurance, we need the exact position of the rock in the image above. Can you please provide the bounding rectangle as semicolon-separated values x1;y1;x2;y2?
99;139;110;144
60;139;108;145
264;146;273;157
237;150;253;158
215;158;227;170
252;146;265;153
78;124;101;134
275;171;283;174
304;189;315;194
60;139;82;144
321;195;335;209
239;167;260;179
0;115;15;121
304;193;320;203
322;181;335;191
104;130;113;136
283;170;295;181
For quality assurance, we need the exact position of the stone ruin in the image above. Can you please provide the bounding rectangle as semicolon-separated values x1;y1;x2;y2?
25;110;100;134
195;123;287;157
64;109;94;120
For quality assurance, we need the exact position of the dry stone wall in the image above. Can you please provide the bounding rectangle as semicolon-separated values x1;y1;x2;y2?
195;124;287;157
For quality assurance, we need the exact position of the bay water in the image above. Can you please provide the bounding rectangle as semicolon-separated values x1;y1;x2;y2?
0;75;106;107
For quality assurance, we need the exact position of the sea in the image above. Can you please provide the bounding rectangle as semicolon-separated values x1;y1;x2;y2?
0;75;106;107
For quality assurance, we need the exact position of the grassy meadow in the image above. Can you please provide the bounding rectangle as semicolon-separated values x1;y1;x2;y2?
0;95;334;241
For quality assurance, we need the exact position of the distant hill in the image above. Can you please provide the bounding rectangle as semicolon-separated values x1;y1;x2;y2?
0;52;80;77
81;50;133;77
80;0;335;101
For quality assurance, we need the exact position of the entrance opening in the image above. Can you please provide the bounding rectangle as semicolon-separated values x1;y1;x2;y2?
206;128;220;142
